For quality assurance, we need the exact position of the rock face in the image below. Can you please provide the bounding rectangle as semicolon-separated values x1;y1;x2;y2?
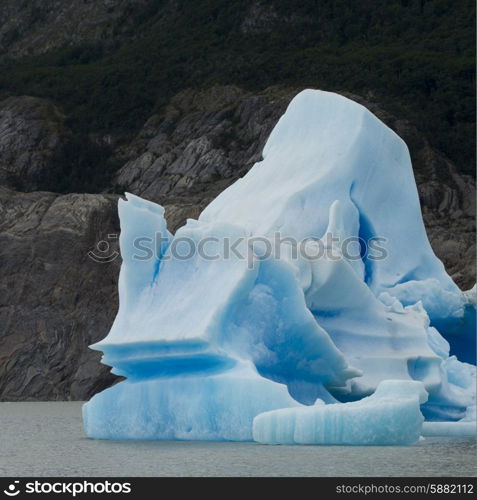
0;85;475;400
0;96;70;191
0;187;120;400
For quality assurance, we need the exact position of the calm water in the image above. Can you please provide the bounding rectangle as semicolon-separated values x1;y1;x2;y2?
0;402;475;477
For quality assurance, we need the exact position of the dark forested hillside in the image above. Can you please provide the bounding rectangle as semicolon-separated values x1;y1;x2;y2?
0;0;474;191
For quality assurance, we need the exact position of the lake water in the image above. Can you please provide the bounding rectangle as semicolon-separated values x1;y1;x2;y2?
0;402;475;477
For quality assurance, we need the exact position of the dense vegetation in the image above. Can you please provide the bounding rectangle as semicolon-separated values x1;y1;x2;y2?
0;0;474;191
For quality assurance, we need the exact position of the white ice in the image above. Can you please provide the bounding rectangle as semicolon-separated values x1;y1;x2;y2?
83;90;476;443
253;380;428;445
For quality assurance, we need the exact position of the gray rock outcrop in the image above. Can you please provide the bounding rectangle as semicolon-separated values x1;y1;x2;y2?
0;187;120;400
0;96;70;191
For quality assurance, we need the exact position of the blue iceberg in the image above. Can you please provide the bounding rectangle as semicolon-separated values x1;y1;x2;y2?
253;380;428;445
83;90;476;444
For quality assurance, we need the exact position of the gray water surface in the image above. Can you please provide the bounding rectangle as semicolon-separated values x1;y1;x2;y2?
0;402;475;477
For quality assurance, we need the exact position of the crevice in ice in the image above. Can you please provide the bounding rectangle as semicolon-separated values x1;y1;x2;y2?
429;305;476;364
389;268;420;287
151;258;162;284
349;184;376;287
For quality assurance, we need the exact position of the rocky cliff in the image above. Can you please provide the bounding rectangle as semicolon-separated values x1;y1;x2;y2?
0;96;70;190
0;85;474;400
0;187;119;400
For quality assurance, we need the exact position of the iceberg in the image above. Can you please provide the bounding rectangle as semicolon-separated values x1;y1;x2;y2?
83;90;476;444
253;380;428;445
83;362;300;441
